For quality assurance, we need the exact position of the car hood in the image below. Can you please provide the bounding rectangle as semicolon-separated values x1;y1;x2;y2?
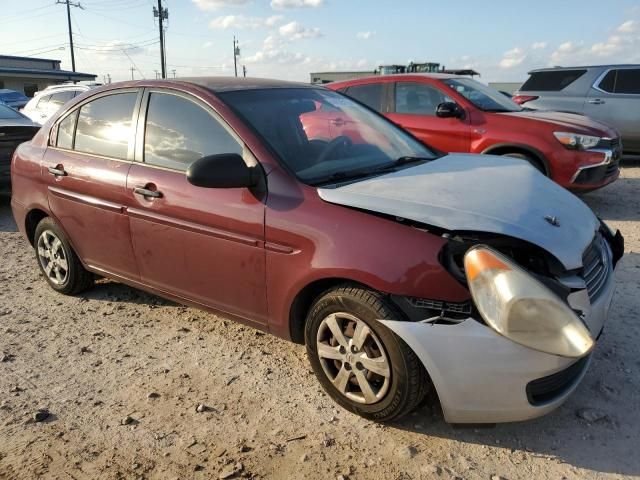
0;117;39;128
318;154;599;270
498;110;617;137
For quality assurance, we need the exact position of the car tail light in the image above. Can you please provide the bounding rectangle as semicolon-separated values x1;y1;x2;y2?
512;95;539;105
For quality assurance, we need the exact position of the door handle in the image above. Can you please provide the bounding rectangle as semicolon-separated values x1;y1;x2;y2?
47;166;67;177
588;99;605;105
330;118;345;126
134;186;162;198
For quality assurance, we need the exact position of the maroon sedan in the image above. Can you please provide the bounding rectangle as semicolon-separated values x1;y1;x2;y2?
11;78;622;423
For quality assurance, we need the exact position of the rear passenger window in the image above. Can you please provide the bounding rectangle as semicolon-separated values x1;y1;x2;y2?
345;84;384;111
49;91;75;108
395;82;451;115
614;69;640;94
520;70;587;91
143;92;242;171
56;111;76;150
36;95;51;110
74;92;137;159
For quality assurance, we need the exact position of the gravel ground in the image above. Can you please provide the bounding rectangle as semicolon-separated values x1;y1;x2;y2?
1;164;639;480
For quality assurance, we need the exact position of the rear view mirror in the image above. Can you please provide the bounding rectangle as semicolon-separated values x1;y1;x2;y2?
436;102;464;119
186;153;260;188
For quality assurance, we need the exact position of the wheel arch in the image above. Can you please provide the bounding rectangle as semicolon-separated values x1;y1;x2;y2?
25;208;50;246
289;277;376;344
481;143;550;176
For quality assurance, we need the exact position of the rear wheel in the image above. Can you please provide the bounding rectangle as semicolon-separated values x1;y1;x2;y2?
34;217;93;295
502;152;546;175
305;285;430;422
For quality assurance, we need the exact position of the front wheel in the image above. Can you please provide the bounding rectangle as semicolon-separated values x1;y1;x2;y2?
502;152;546;175
305;285;430;422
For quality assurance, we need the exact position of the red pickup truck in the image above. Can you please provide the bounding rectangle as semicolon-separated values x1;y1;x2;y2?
324;74;621;191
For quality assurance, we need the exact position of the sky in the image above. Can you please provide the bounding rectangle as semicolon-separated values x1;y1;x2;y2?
2;0;640;84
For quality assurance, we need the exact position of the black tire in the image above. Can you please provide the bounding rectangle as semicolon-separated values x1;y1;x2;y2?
502;152;546;174
34;217;93;295
305;285;430;422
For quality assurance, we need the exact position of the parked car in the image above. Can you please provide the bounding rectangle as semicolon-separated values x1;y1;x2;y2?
0;104;40;195
0;89;30;109
513;65;640;155
21;83;96;125
327;74;621;191
11;78;623;423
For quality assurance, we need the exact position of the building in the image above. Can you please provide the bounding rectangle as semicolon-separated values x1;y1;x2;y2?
0;55;96;97
310;62;480;84
488;82;523;95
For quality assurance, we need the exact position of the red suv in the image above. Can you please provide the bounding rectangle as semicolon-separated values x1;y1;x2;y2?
328;74;621;191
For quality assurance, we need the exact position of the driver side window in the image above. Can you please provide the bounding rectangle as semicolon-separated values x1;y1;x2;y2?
143;92;242;171
395;82;452;116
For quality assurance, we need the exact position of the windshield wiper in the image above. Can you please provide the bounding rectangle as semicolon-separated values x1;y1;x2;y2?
311;157;431;186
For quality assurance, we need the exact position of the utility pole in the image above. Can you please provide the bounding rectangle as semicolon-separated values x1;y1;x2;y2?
130;66;135;80
153;1;168;79
171;69;176;78
56;0;83;73
233;36;240;77
154;70;159;79
242;65;247;78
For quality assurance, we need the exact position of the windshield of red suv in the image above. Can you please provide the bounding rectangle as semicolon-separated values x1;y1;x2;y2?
219;87;438;186
443;78;522;113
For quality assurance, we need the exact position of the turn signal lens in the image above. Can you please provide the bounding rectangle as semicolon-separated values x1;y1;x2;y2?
464;246;594;358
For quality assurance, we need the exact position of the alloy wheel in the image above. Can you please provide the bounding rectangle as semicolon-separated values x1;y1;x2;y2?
37;230;69;286
316;312;391;404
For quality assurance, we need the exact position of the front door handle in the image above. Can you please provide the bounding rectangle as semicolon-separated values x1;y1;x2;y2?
330;118;346;127
47;166;67;177
134;186;162;198
588;99;605;105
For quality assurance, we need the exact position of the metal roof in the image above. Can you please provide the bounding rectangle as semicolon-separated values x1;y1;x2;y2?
0;66;96;79
0;54;60;63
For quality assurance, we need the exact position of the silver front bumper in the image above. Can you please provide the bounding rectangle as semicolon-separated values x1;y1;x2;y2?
381;265;616;424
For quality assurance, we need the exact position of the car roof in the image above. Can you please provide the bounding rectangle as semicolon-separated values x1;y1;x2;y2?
529;64;640;73
176;76;317;92
330;73;463;85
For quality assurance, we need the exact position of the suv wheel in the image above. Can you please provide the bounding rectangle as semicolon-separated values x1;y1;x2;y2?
305;285;430;422
34;217;93;295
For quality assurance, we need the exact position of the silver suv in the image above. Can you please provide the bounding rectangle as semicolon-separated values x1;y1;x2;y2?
514;65;640;154
21;83;98;125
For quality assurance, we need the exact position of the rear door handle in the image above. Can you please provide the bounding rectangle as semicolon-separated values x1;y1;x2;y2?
330;118;345;126
47;166;67;177
134;186;162;198
588;99;605;105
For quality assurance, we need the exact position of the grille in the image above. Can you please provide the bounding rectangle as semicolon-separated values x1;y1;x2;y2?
581;234;611;301
596;137;621;149
406;297;472;315
526;355;590;405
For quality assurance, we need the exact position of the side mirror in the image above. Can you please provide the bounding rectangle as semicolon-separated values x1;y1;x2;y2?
186;153;260;189
436;102;463;119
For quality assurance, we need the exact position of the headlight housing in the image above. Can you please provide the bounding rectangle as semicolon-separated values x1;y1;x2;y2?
553;131;600;150
464;246;593;358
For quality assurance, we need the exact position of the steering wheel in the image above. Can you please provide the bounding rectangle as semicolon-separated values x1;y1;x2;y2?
316;135;353;163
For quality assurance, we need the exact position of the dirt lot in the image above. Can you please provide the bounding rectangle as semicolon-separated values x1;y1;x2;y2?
1;164;639;480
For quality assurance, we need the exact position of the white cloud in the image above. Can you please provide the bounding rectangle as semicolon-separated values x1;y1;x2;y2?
549;41;580;65
192;0;250;11
278;21;322;40
209;14;284;30
617;20;638;33
271;0;323;9
203;41;213;48
356;31;375;40
531;41;547;50
499;47;526;69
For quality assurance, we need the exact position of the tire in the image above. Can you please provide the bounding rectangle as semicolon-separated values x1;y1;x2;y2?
34;217;93;295
502;152;546;174
305;285;430;422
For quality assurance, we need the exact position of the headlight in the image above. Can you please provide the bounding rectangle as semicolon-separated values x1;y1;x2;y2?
464;246;593;358
553;131;600;150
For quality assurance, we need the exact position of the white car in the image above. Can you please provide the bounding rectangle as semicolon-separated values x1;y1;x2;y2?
21;84;97;125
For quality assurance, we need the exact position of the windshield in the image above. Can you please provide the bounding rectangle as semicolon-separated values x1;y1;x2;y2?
0;104;22;119
443;78;522;112
218;88;437;185
0;91;24;101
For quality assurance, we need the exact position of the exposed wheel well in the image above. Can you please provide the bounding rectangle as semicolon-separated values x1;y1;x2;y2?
482;145;549;176
289;278;366;344
25;209;49;246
